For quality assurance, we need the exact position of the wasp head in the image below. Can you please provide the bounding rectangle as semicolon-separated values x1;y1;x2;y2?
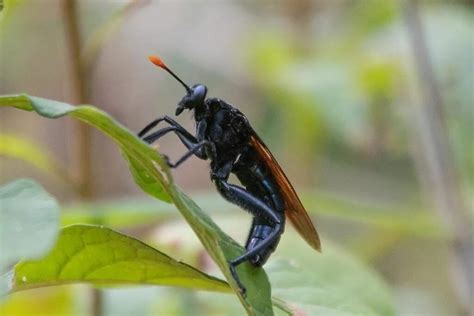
176;84;208;116
148;56;209;116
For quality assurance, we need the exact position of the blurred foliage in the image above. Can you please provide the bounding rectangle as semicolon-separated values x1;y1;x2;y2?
0;0;20;25
61;198;175;228
1;287;75;315
266;246;393;315
0;179;59;278
0;134;71;183
62;191;445;239
348;1;397;37
152;219;394;316
0;0;472;315
247;1;473;190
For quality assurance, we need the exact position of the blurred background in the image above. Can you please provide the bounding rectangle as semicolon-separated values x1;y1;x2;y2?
0;0;472;315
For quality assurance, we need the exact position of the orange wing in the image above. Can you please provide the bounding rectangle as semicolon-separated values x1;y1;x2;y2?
250;135;321;251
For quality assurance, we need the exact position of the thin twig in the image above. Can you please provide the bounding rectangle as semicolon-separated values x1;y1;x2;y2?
82;0;150;73
61;0;93;199
61;0;99;315
403;1;473;314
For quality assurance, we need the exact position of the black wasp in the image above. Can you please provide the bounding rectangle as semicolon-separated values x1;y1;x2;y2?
139;55;321;294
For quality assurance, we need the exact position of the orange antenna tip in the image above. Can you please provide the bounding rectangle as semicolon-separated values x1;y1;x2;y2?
148;55;166;69
148;54;191;93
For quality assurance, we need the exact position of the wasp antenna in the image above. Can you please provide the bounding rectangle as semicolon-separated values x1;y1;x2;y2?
148;55;191;93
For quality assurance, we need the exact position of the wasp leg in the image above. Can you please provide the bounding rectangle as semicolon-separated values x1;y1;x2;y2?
213;178;283;295
139;116;203;155
166;140;211;168
138;115;191;138
143;126;182;143
141;126;207;160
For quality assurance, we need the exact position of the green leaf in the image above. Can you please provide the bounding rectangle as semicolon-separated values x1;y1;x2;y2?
303;192;446;239
0;134;69;181
61;198;176;228
0;179;59;272
146;218;395;315
0;94;171;202
267;238;394;316
82;1;145;71
0;287;75;315
62;192;445;240
11;225;230;293
170;188;273;315
0;0;24;24
0;179;60;297
0;94;274;315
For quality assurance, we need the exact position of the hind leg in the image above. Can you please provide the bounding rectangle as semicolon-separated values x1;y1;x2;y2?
245;218;283;266
213;177;284;295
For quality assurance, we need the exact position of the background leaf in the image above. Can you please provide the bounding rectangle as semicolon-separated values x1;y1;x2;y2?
61;198;176;228
0;287;75;315
267;240;394;315
0;179;59;296
0;134;70;182
62;192;445;239
0;94;171;202
12;225;231;293
0;179;59;272
155;218;395;315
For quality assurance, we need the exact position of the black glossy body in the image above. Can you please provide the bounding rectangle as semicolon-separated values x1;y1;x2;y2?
139;84;285;294
204;98;285;266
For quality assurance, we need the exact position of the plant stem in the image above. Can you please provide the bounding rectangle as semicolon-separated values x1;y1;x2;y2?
403;1;473;314
61;0;93;199
61;0;100;315
271;296;294;315
82;0;150;73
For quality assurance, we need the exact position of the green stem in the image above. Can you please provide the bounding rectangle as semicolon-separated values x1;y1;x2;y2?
61;0;94;199
61;0;98;315
403;1;473;314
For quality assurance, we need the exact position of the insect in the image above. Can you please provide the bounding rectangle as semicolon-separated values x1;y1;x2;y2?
139;55;321;294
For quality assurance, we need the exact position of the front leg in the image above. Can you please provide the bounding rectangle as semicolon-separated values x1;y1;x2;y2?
166;140;212;168
140;125;208;160
138;116;202;155
138;115;192;139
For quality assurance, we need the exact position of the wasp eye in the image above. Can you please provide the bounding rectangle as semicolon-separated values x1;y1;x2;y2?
192;84;207;102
